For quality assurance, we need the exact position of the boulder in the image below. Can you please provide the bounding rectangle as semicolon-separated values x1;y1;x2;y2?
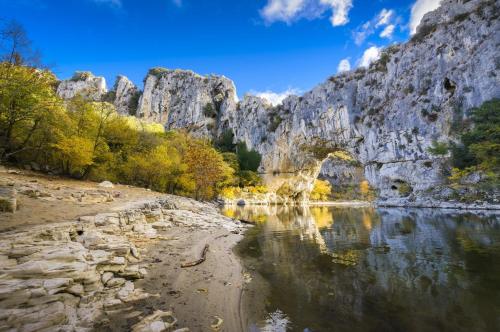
99;181;115;189
131;310;178;332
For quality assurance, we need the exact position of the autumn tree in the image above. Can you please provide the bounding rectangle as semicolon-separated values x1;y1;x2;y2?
310;179;332;201
0;63;63;161
184;140;234;200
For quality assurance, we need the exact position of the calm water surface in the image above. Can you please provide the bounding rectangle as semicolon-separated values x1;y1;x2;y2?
222;206;500;332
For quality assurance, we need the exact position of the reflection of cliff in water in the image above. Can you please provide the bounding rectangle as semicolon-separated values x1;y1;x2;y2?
230;206;500;332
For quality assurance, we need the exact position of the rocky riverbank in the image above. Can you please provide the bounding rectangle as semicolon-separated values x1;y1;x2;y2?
376;197;500;210
0;168;251;331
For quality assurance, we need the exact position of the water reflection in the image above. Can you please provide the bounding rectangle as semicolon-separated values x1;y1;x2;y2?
225;206;500;332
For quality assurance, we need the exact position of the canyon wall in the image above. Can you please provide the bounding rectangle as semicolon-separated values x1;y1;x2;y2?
57;0;500;203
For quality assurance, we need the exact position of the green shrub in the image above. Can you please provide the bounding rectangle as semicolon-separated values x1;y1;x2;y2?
203;103;218;118
70;71;92;82
236;142;262;172
147;67;168;78
411;23;437;43
222;152;240;172
214;129;236;153
238;170;262;187
427;141;449;156
268;112;283;132
128;91;141;116
397;182;413;197
375;52;390;72
452;99;499;171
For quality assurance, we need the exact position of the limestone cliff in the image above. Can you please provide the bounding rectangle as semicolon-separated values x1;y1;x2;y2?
112;75;140;116
57;0;499;204
231;0;499;202
57;71;107;101
136;68;238;138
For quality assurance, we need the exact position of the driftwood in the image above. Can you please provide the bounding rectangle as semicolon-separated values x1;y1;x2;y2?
181;244;209;268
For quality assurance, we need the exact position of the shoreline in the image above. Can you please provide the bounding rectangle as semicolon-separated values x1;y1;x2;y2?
135;225;249;331
0;170;251;331
223;200;500;211
375;199;500;211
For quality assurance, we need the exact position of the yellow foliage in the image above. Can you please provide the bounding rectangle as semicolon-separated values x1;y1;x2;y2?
221;207;236;218
123;116;165;134
449;167;475;185
360;180;370;195
0;63;253;202
220;187;243;199
330;150;354;161
52;136;94;175
362;212;373;231
310;179;332;201
311;207;334;228
247;186;268;194
184;140;234;200
359;180;376;201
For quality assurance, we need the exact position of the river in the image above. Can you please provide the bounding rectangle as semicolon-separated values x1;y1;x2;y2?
222;205;500;332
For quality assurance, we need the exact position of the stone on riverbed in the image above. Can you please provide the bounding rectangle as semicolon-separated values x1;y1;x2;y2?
0;194;246;331
131;310;178;332
99;181;115;188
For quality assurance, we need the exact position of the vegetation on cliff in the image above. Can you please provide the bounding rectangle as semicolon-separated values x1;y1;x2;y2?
427;99;499;201
448;99;499;196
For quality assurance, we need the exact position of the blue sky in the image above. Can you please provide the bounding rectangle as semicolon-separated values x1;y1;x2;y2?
0;0;440;100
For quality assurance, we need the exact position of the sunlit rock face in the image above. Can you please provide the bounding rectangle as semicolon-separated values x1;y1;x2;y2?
57;71;107;101
112;75;140;116
56;0;499;203
136;68;239;138
229;0;500;202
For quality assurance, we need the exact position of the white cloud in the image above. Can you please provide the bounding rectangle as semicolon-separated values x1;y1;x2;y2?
409;0;441;34
320;0;353;26
358;46;381;68
380;24;395;38
259;0;353;27
92;0;122;7
260;0;306;23
353;21;372;45
376;9;394;27
337;58;351;73
353;8;396;45
252;88;300;106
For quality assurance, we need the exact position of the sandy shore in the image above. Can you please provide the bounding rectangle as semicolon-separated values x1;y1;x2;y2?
0;166;251;331
134;227;248;331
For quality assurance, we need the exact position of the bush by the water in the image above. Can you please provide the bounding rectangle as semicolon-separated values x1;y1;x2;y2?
310;180;332;201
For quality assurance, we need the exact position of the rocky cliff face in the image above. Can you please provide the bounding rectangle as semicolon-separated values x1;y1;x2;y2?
57;0;499;203
113;75;140;116
230;0;500;203
136;68;238;138
57;71;107;101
